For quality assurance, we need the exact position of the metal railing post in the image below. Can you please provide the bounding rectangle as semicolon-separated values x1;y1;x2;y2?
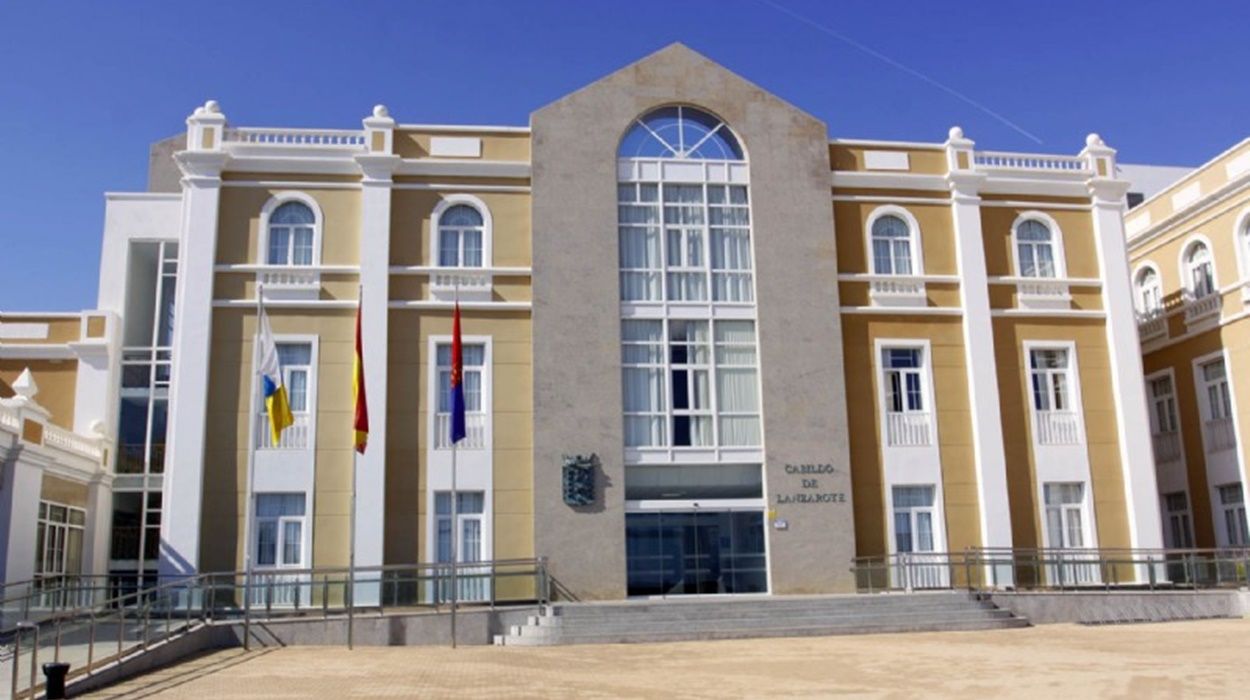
322;577;329;620
55;615;62;662
11;623;25;700
27;623;39;700
87;612;96;671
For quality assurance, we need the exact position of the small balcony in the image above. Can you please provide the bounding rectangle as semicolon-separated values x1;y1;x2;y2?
255;413;311;450
1016;278;1071;310
1137;311;1167;343
1183;292;1221;328
434;412;487;450
885;411;932;447
868;276;927;308
1204;417;1236;453
1034;410;1082;445
1151;430;1182;464
257;267;320;300
430;268;492;302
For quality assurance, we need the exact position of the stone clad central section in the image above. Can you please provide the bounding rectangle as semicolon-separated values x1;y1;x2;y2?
532;44;854;598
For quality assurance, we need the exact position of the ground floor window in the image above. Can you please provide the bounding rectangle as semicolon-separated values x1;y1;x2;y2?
255;493;306;568
434;491;487;601
1217;484;1249;547
1043;482;1087;548
36;501;85;582
625;510;766;596
1164;491;1194;549
891;485;937;554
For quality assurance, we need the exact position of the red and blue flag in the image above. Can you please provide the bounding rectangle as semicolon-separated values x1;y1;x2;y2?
449;301;467;444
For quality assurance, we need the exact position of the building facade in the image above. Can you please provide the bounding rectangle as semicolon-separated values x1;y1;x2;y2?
0;44;1167;600
1127;138;1250;551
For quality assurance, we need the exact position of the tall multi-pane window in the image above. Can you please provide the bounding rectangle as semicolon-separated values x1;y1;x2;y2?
267;201;316;266
1164;492;1194;549
1186;242;1215;298
1201;359;1232;421
435;492;485;564
1043;482;1086;548
892;486;936;554
437;204;484;268
1029;349;1072;412
1218;484;1249;546
1149;375;1179;435
871;215;914;276
1136;267;1162;315
435;343;486;449
882;349;924;414
254;493;305;568
1016;219;1057;278
35;502;85;584
257;343;313;450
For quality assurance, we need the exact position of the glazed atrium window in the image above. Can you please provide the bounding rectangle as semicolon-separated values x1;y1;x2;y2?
437;204;485;267
267;201;315;266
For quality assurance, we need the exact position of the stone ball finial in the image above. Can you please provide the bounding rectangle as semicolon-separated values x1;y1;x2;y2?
948;126;964;140
373;104;390;118
1085;132;1104;148
204;100;221;114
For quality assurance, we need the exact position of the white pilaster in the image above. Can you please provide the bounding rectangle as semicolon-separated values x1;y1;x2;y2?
159;101;229;578
1083;134;1165;565
945;127;1015;584
353;106;398;597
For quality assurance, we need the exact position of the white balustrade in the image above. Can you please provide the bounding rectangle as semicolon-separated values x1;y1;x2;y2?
224;127;366;148
434;412;487;450
1017;278;1071;300
973;151;1089;173
886;412;932;447
255;413;311;450
1137;312;1167;342
430;269;493;301
42;425;105;461
1152;430;1182;464
259;267;320;289
1183;293;1222;325
0;405;18;432
870;277;926;300
1035;410;1082;445
1205;417;1236;453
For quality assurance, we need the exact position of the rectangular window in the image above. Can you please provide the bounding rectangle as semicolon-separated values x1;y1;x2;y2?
434;491;485;564
1043;482;1086;549
1218;484;1249;547
254;493;306;568
1201;360;1232;421
434;342;487;449
35;501;85;581
1030;348;1072;412
1149;375;1179;434
1164;491;1194;549
892;485;936;554
622;319;760;448
882;348;925;413
618;183;662;301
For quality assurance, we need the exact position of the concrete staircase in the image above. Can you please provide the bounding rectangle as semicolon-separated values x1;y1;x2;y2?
494;592;1027;646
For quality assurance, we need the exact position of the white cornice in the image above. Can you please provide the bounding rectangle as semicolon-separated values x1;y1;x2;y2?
990;308;1106;319
104;192;183;201
0;344;76;360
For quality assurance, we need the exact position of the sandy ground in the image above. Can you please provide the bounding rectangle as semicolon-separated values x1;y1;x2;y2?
83;619;1249;699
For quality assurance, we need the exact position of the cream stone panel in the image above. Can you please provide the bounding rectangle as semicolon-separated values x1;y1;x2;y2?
394;131;532;162
829;144;948;175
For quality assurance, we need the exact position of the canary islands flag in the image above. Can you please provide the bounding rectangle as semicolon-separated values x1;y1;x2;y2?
449;301;467;444
353;300;369;454
257;304;294;447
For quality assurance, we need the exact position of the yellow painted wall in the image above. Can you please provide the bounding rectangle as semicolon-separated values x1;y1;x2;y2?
0;360;78;429
980;207;1098;279
216;188;363;266
393;131;532;162
834;201;957;276
828;144;948;174
390;190;532;268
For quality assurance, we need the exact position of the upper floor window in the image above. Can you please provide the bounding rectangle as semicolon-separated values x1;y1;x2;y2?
1217;484;1248;547
437;205;485;267
1029;349;1072;412
619;106;743;160
1015;219;1059;278
254;493;305;568
1200;359;1232;421
435;342;486;449
882;349;924;414
871;215;914;276
266;201;316;266
1135;266;1162;315
1148;375;1179;436
256;342;312;450
1184;241;1215;298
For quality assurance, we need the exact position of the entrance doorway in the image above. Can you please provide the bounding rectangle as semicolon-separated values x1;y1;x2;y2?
625;510;766;596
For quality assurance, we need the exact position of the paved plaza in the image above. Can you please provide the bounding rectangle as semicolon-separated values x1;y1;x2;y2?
84;618;1249;698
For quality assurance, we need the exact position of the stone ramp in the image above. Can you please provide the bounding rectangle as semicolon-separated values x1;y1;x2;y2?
495;591;1027;646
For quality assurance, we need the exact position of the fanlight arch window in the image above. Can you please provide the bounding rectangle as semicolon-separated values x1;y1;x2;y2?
1184;241;1215;298
1135;266;1163;315
619;106;743;160
1015;219;1059;278
437;204;485;268
266;201;317;266
870;214;916;276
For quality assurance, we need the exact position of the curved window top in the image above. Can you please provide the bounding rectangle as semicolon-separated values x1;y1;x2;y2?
1186;241;1210;264
440;204;483;228
619;106;743;160
270;201;315;225
872;215;909;239
1017;219;1052;242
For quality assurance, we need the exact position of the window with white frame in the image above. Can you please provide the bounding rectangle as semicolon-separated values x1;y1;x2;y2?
1136;266;1163;315
1200;359;1232;421
1185;241;1215;298
1015;219;1058;278
1029;349;1072;412
435;491;485;564
266;201;316;266
258;343;312;428
882;348;925;414
437;204;485;268
1217;484;1249;547
892;485;937;554
1043;482;1087;549
254;493;305;568
1164;491;1194;549
35;502;85;582
435;343;486;448
1149;375;1179;436
620;318;761;448
871;215;915;276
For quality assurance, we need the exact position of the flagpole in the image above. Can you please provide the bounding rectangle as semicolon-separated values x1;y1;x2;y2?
242;284;263;651
450;283;459;650
348;283;361;650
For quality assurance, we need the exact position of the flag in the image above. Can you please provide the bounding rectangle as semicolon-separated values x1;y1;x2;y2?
449;301;467;444
257;303;294;447
353;301;369;454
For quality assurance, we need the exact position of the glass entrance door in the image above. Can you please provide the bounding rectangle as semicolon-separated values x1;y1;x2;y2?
626;510;766;596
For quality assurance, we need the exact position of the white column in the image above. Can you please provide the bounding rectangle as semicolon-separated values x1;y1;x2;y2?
1083;134;1166;566
945;127;1015;585
83;475;113;578
352;106;399;602
159;101;229;578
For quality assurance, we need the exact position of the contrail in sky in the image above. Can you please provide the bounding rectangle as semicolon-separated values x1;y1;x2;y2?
757;0;1044;145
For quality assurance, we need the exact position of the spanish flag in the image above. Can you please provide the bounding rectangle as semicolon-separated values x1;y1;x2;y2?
257;302;294;447
352;300;369;454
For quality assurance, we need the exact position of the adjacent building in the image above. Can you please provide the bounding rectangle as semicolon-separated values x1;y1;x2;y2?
0;44;1168;601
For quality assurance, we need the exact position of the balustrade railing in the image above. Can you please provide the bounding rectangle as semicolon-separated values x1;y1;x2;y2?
869;277;926;302
258;267;320;289
1017;278;1070;303
1137;311;1167;341
430;269;492;300
973;151;1089;172
0;405;17;432
1034;410;1082;445
1204;417;1236;453
885;412;932;447
254;413;311;450
434;412;487;449
1151;430;1183;463
1183;292;1222;324
224;127;366;148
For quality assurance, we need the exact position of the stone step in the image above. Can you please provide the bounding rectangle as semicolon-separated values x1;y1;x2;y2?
546;598;993;621
500;616;1027;646
531;602;1003;627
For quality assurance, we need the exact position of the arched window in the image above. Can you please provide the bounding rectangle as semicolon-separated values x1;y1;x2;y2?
619;105;743;160
267;201;316;266
871;215;914;276
437;204;484;267
1015;219;1058;278
1135;266;1162;315
1185;241;1215;298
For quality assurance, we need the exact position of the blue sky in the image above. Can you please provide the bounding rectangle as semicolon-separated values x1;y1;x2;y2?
2;0;1247;311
